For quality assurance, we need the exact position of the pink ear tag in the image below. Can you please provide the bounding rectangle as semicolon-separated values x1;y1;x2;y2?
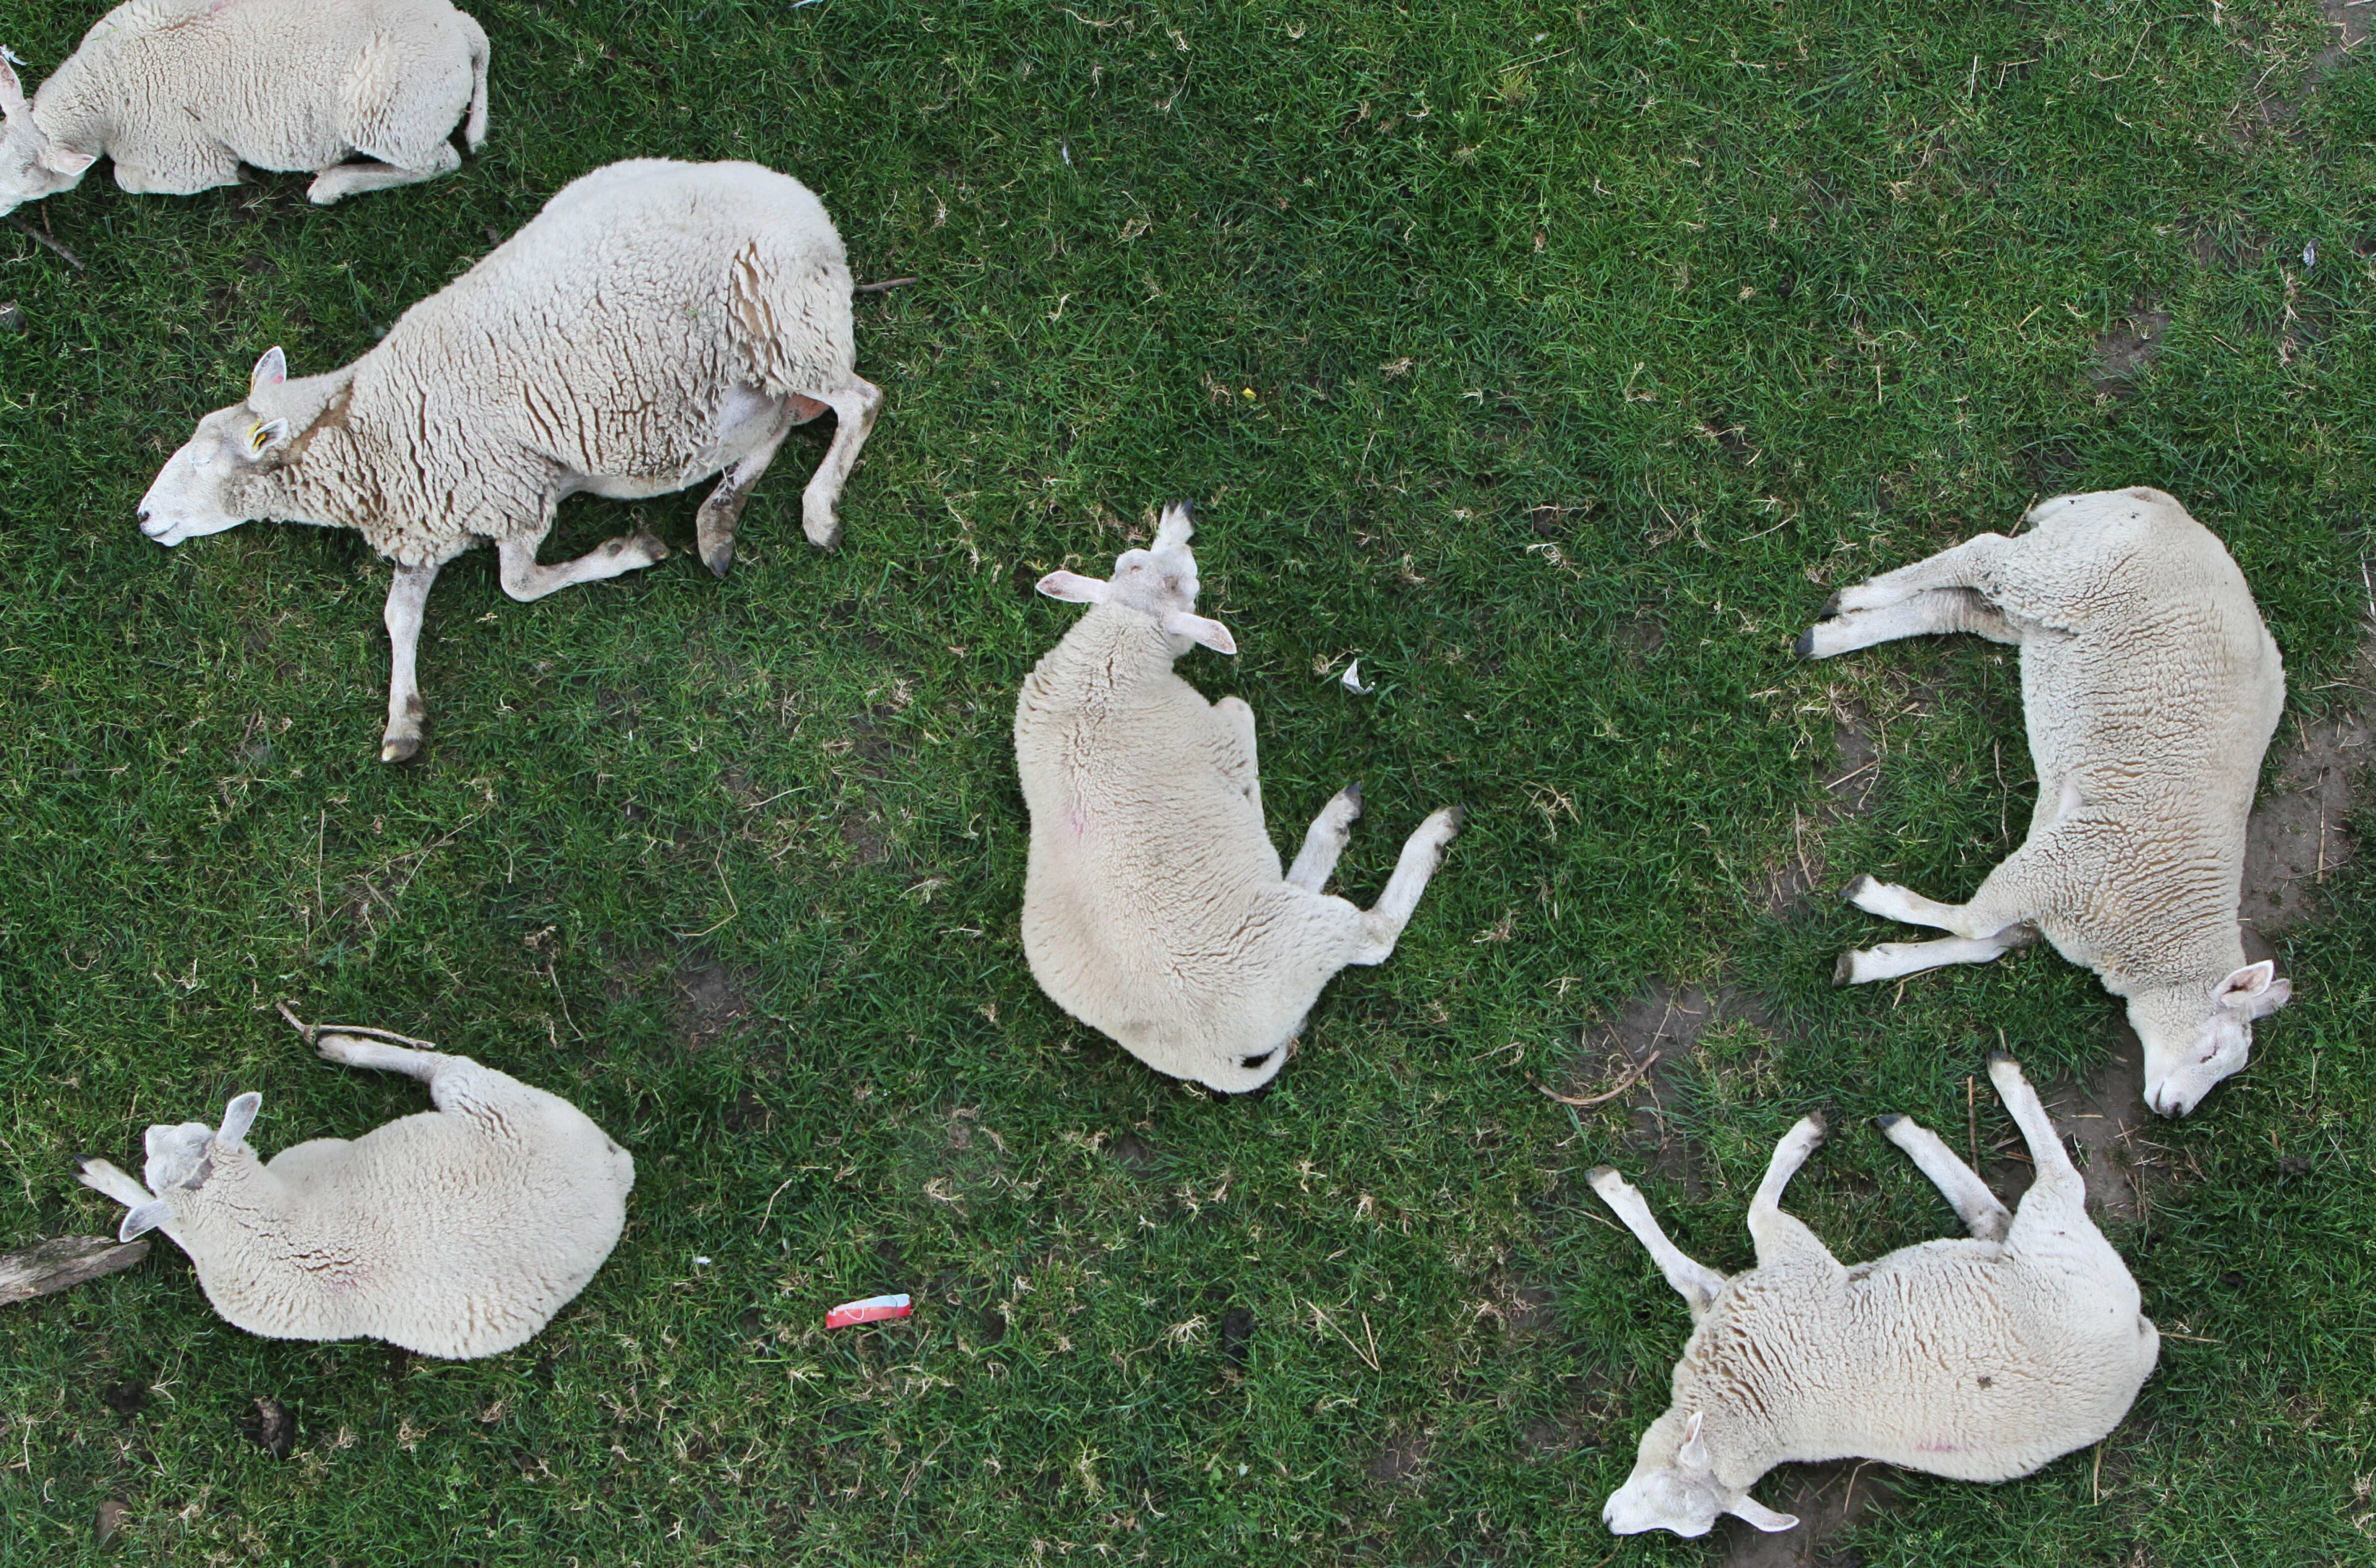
825;1293;912;1329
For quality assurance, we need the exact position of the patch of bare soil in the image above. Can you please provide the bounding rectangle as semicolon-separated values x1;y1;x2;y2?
672;963;759;1050
1765;703;1882;915
2310;0;2370;84
2242;645;2375;942
1549;985;1784;1195
2093;310;2171;395
2025;1030;2189;1225
1721;1460;1897;1568
1366;1430;1431;1484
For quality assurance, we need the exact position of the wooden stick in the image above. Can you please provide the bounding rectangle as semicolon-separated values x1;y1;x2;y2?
0;1236;148;1306
275;1001;439;1050
7;215;84;272
853;277;919;295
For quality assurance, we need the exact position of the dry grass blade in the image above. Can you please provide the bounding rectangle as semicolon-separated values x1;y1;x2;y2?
1533;1048;1660;1107
8;215;84;271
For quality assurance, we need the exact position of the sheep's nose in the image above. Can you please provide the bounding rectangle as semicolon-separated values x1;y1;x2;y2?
2145;1082;2189;1118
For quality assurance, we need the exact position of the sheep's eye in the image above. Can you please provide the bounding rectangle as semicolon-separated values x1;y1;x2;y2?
1241;1050;1275;1071
1163;576;1181;593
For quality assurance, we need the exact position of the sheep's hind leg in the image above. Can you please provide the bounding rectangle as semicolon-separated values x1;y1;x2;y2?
1875;1114;2011;1241
1347;806;1461;963
496;529;668;603
1823;532;2012;614
695;395;824;578
1797;588;2017;658
1585;1168;1729;1320
317;1032;517;1119
798;378;885;548
1286;785;1361;892
379;561;441;764
1746;1114;1838;1268
1835;932;2031;985
1991;1054;2085;1215
307;144;462;205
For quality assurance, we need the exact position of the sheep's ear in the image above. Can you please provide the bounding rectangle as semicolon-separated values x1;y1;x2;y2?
1724;1494;1799;1533
249;346;288;400
1153;501;1195;549
216;1092;260;1148
245;418;291;458
1036;571;1107;604
38;142;93;176
0;54;28;123
1677;1411;1709;1470
2218;960;2279;1011
2250;976;2293;1019
119;1200;173;1243
1162;610;1236;655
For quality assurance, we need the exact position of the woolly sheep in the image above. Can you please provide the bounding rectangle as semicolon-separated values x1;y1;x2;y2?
1014;504;1462;1093
75;1023;633;1359
137;157;884;763
1590;1054;2159;1540
1798;487;2289;1117
1;0;489;213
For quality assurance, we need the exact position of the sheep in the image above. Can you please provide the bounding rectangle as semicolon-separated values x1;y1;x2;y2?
1797;487;2290;1118
1014;503;1461;1093
1;0;489;213
74;1021;633;1359
1590;1054;2160;1540
136;157;884;763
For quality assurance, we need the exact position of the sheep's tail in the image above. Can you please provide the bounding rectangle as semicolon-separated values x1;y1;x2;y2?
461;15;490;152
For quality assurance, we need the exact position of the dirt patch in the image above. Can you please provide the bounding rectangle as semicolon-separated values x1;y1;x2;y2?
2310;0;2370;84
1106;1132;1162;1178
2242;644;2376;942
1549;985;1784;1195
94;1499;128;1544
1220;1307;1254;1366
2093;310;2171;394
244;1397;295;1460
1721;1460;1897;1568
1765;703;1882;914
672;963;758;1049
2021;1031;2190;1225
836;812;892;866
1366;1431;1431;1484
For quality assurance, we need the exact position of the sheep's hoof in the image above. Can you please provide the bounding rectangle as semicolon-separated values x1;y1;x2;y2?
1802;1111;1828;1140
630;529;669;564
1341;782;1363;813
1872;1113;1906;1133
1987;1049;2020;1071
1820;590;1846;618
1841;874;1878;905
379;734;422;765
1440;804;1465;832
1793;627;1818;658
703;539;734;579
1585;1165;1621;1188
1830;951;1857;987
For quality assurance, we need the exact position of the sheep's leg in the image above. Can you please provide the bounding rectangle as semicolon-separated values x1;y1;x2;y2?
379;561;441;765
495;528;668;603
1823;533;2012;614
306;144;462;205
1347;806;1461;964
1286;785;1363;893
1835;931;2032;985
1211;696;1263;817
1797;588;2017;658
1991;1054;2085;1213
797;377;885;549
694;395;828;579
1746;1114;1838;1267
318;1032;521;1122
1843;875;2025;939
1875;1114;2012;1241
1585;1168;1728;1321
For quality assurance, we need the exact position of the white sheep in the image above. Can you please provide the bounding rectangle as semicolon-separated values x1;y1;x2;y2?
75;1022;633;1360
1798;487;2290;1117
1;0;489;213
1014;504;1462;1093
1591;1054;2159;1540
137;157;884;762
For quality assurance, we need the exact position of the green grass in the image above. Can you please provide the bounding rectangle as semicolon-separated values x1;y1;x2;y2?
2;0;2372;1562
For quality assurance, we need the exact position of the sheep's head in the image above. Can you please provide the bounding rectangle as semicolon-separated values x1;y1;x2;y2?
1603;1410;1797;1539
2129;962;2289;1118
114;1093;261;1242
0;53;95;217
139;348;308;545
1036;501;1236;655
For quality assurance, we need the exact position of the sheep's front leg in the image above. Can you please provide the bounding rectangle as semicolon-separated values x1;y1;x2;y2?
1348;806;1461;963
380;561;441;764
695;395;826;577
1797;587;2017;658
1834;932;2032;985
1211;696;1262;816
1875;1114;2012;1241
307;144;462;205
495;528;668;602
1286;785;1361;892
798;377;885;548
1746;1114;1838;1268
1991;1054;2086;1219
1585;1168;1729;1320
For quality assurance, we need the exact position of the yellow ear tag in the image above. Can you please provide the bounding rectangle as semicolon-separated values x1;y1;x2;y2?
246;423;272;456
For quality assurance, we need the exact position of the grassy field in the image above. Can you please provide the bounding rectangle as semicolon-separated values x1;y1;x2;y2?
2;0;2373;1562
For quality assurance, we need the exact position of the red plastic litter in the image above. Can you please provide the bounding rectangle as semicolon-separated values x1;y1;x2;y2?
825;1293;912;1329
